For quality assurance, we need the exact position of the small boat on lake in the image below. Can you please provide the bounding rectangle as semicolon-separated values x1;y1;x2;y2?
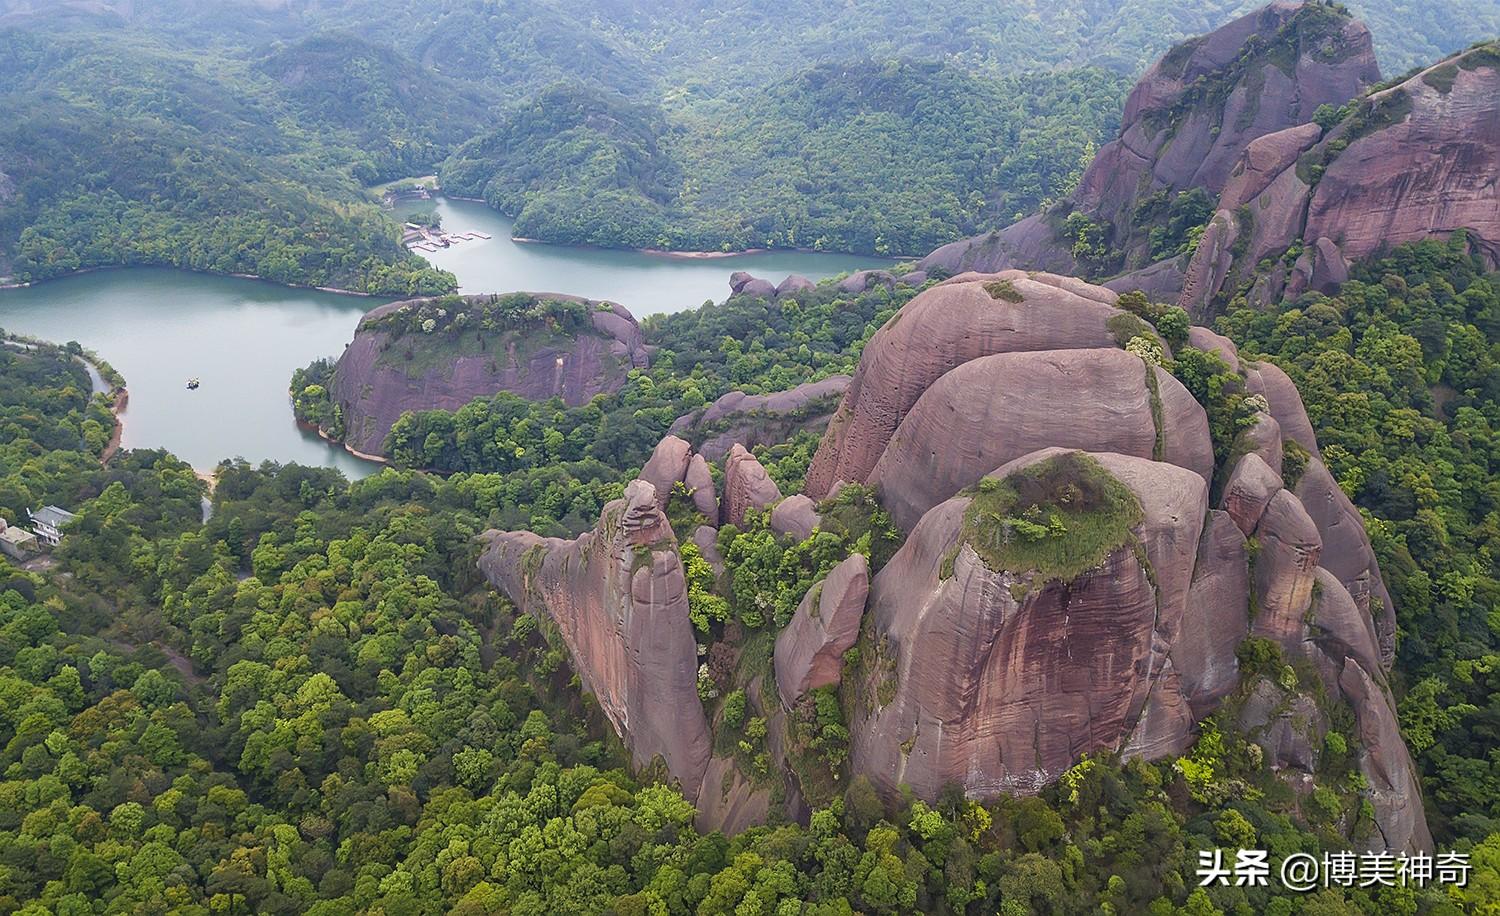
186;377;200;390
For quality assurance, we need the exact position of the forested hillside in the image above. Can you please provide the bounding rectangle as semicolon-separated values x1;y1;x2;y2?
0;31;458;293
1222;235;1500;843
4;0;1498;272
441;63;1125;255
8;255;1500;911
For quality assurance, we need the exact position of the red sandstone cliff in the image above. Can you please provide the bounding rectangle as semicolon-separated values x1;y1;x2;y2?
327;292;648;456
1177;40;1500;313
922;1;1380;286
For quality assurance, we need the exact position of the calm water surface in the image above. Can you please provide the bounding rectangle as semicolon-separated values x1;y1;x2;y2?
0;199;884;476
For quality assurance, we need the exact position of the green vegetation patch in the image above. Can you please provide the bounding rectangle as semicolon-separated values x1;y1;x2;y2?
960;452;1143;581
983;279;1024;303
1422;62;1461;93
1108;312;1157;348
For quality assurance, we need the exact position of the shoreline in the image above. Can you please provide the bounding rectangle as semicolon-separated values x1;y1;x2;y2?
444;197;906;262
1;266;394;299
297;417;391;467
507;232;909;262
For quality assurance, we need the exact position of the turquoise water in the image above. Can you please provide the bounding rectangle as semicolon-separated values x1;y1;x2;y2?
0;200;885;476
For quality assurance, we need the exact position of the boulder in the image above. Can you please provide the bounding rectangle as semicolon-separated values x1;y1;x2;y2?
776;275;815;297
1221;451;1283;535
773;554;871;704
1237;412;1285;476
1186;325;1241;374
769;494;820;541
898;270;928;286
867;347;1212;530
838;270;896;294
684;453;718;519
477;479;712;799
738;278;778;300
721;444;782;528
1251;489;1322;652
692;525;725;576
849;449;1208;798
639;436;693;511
804;272;1129;497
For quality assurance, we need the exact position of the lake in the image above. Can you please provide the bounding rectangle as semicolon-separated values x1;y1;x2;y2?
0;199;883;477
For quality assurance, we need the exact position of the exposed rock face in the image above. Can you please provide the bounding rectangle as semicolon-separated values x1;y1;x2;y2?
670;376;850;462
696;756;770;836
868;347;1212;530
477;479;711;799
769;494;821;541
692;525;725;576
684;454;718;519
1176;511;1250;716
804;271;1127;499
922;2;1379;280
1295;457;1396;667
850;450;1209;798
635;435;719;522
1339;659;1435;852
1176;40;1500;313
1245;361;1320;455
838;270;897;294
327;293;648;456
721;444;782;528
1251;489;1323;651
1222;451;1283;535
776;275;815;297
1240;679;1325;771
807;263;1429;844
639;436;693;512
773;554;870;705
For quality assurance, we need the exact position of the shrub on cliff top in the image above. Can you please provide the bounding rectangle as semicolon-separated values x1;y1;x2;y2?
961;452;1142;582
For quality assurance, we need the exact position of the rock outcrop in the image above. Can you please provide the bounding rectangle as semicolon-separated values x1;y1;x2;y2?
769;494;821;541
477;479;711;799
721;444;782;528
922;2;1380;284
804;271;1129;500
325;293;648;456
635;435;719;522
794;256;1429;848
670;376;850;462
850;450;1210;797
773;554;870;705
868;347;1212;530
1174;39;1499;313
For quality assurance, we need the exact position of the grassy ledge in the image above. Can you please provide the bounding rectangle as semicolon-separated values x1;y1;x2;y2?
960;452;1143;582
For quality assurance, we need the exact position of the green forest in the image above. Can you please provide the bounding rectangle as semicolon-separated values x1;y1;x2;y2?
1220;235;1500;844
0;31;458;294
11;247;1500;911
4;0;1497;281
440;64;1125;256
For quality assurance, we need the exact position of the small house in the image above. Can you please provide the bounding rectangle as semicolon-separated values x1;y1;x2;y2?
0;518;38;559
28;505;79;548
